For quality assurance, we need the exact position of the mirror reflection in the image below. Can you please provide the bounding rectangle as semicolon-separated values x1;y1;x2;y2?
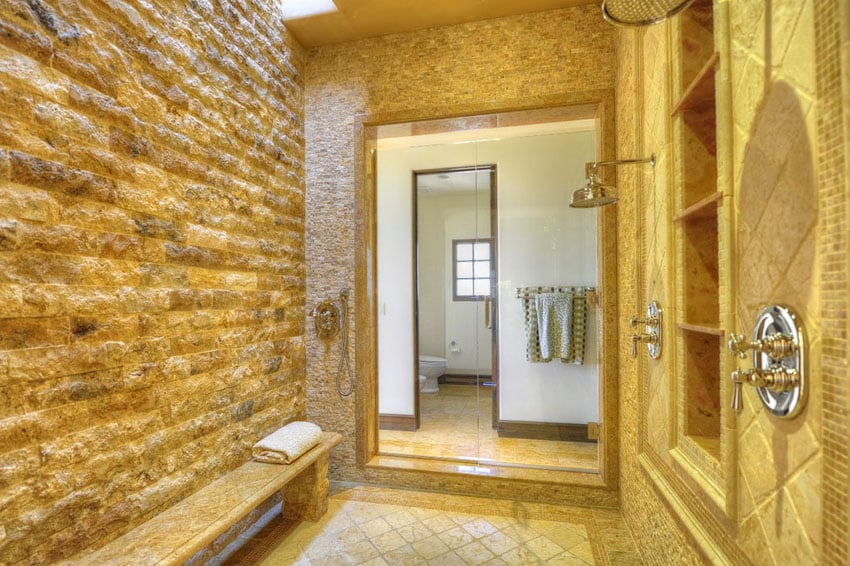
376;112;603;471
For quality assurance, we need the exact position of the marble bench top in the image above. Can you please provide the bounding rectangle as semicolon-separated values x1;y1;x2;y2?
70;431;342;565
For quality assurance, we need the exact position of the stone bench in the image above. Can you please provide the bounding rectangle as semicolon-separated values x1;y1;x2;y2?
74;432;342;565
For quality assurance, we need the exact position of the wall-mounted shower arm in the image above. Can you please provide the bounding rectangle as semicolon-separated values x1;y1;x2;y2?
587;154;656;179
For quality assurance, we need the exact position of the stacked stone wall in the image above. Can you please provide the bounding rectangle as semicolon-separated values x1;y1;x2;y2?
0;1;305;562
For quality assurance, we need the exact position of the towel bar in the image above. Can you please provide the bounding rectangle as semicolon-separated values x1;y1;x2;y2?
513;286;598;308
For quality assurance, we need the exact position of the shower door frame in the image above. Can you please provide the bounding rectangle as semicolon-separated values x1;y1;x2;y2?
411;165;500;432
354;92;619;495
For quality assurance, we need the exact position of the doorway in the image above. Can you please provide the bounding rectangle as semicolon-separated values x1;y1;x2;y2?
412;166;499;453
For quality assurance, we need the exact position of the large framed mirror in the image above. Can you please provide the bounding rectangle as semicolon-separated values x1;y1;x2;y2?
356;97;619;488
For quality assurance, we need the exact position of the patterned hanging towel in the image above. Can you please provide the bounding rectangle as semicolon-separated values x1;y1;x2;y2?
536;292;573;360
522;288;588;365
567;294;588;365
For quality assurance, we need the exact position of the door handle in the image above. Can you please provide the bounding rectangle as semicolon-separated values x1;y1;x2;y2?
483;296;491;329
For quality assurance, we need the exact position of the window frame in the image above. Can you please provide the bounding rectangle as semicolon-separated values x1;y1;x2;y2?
451;238;492;302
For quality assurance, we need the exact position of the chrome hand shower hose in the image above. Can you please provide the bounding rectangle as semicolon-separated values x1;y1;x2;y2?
336;288;354;397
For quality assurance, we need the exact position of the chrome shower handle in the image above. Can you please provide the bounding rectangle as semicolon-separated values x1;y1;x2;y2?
631;333;656;357
730;366;800;414
630;300;662;359
629;315;659;328
727;332;795;359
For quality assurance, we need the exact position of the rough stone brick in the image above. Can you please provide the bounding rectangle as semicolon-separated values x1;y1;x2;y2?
132;214;185;242
69;314;139;345
9;151;118;203
0;17;52;62
68;84;136;130
0;316;69;350
53;49;116;96
0;252;84;285
0;114;64;163
68;145;136;181
26;0;80;44
138;263;188;288
33;101;110;146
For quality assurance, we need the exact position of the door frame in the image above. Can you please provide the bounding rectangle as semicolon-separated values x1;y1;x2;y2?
355;93;620;494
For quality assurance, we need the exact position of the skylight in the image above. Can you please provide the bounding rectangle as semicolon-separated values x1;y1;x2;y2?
280;0;338;20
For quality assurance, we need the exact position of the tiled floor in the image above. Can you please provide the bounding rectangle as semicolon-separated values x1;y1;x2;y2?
378;385;599;470
221;484;643;565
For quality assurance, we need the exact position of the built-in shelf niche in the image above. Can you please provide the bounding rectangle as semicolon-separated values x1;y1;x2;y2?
682;329;722;459
680;214;719;327
673;0;722;464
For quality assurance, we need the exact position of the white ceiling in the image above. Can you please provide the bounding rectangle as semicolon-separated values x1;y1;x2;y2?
281;0;599;47
417;169;492;196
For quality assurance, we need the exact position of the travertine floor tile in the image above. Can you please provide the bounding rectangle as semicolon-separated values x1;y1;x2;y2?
220;483;641;565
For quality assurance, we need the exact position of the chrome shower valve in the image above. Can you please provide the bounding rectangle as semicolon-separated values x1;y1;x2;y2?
727;305;806;419
630;300;662;359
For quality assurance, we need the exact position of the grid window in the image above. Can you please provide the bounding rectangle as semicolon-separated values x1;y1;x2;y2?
453;239;491;301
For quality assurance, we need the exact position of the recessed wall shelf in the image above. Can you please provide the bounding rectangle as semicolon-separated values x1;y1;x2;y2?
673;191;723;222
689;435;721;460
672;0;726;474
638;0;737;529
671;53;720;117
676;322;724;336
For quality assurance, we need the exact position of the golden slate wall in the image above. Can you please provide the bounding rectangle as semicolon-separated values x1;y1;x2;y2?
0;1;306;562
304;5;616;492
616;0;849;563
613;26;707;565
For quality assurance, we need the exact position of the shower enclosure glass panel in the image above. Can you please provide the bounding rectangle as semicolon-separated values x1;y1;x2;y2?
376;140;483;457
375;118;601;472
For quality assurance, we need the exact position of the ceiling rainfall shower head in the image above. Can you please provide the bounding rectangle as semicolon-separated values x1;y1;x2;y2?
569;154;656;209
601;0;697;26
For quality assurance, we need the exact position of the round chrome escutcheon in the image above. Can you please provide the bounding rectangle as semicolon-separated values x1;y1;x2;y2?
751;305;806;418
647;300;662;360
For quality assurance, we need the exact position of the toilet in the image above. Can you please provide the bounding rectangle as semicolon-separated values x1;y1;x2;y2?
418;355;447;393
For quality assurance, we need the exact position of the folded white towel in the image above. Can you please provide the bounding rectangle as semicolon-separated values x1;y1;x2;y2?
252;421;323;464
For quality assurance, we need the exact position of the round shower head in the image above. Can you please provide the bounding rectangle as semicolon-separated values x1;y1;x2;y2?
601;0;697;27
570;178;619;208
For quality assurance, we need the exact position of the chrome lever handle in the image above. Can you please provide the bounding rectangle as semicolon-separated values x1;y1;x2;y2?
631;333;656;358
731;370;744;414
730;366;800;414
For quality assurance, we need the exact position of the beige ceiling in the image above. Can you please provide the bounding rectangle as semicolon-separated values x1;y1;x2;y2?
283;0;599;48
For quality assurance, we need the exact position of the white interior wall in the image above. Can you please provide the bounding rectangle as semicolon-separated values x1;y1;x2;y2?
415;195;446;359
377;129;599;424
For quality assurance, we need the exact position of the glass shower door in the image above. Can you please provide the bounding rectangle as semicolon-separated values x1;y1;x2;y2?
485;129;600;470
376;139;487;461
